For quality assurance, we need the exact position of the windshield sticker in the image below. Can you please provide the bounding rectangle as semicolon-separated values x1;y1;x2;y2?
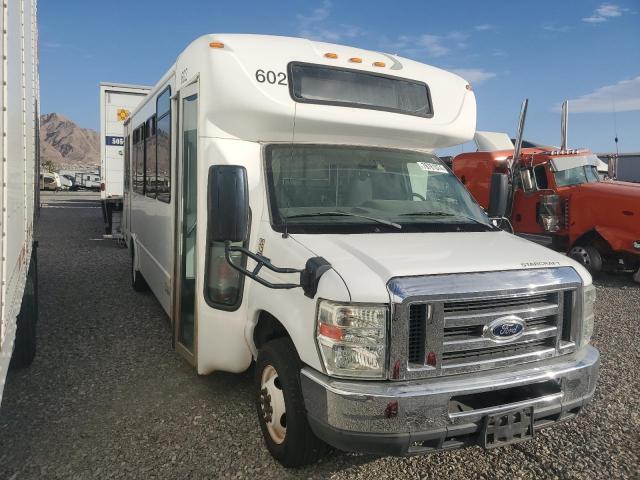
417;161;447;173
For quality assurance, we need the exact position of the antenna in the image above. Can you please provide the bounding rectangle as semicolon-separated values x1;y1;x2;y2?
560;100;568;151
511;98;528;172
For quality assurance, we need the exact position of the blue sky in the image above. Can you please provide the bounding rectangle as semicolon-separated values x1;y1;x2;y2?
40;0;640;154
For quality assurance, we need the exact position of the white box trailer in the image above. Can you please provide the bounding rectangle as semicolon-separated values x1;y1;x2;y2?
99;82;150;234
606;153;640;183
0;0;40;403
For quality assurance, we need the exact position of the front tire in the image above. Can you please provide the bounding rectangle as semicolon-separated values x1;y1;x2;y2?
569;245;603;275
255;338;327;467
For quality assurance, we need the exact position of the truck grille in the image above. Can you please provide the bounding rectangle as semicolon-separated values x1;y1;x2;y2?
387;268;582;380
439;292;560;370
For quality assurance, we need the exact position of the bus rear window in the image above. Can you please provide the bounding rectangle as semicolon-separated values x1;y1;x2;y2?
289;63;433;117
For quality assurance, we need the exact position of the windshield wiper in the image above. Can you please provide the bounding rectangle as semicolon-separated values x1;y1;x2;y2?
285;211;402;229
400;211;496;230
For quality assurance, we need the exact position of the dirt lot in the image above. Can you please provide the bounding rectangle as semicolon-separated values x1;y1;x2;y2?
0;191;638;479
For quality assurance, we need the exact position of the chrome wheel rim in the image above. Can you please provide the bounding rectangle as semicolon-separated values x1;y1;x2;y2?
259;364;286;444
570;246;592;266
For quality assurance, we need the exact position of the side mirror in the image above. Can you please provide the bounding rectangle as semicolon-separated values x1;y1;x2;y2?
520;168;535;192
488;172;509;218
208;165;249;243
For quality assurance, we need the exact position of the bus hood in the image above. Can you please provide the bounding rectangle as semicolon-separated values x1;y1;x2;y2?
291;231;589;303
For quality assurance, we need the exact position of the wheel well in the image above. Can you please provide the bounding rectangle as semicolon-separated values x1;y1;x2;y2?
572;230;612;254
253;311;290;350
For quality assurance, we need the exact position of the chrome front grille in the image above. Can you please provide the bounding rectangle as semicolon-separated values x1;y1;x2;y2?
387;268;583;380
440;292;560;370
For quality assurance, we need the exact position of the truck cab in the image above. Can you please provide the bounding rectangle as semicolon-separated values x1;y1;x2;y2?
454;133;640;282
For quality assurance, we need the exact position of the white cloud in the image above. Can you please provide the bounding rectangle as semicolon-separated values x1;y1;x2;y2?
391;31;469;58
474;24;493;31
451;68;497;85
582;3;627;23
560;77;640;113
297;1;363;42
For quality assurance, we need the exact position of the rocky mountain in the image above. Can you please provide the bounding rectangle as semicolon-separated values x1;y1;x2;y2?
40;113;99;170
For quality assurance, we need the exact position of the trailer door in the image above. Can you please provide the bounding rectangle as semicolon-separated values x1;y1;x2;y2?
174;82;199;363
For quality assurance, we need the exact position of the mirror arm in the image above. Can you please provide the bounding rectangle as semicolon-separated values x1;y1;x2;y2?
224;242;302;290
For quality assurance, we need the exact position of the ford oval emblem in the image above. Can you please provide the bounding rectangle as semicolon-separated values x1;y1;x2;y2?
485;315;526;342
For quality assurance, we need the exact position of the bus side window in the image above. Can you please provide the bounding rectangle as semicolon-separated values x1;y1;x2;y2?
156;86;172;203
124;134;130;190
133;126;145;195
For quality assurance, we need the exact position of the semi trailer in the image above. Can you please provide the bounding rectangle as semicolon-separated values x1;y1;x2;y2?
0;0;40;403
99;82;151;234
123;34;599;466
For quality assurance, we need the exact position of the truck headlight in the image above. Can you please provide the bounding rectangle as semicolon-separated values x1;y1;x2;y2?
580;284;596;346
316;300;388;379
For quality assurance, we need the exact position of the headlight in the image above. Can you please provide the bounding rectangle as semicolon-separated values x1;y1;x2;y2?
316;300;388;379
580;284;596;346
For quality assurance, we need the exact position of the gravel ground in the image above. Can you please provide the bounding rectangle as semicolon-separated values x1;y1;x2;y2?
0;191;638;479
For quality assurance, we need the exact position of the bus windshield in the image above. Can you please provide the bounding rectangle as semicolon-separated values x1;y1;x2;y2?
554;165;600;187
265;145;492;234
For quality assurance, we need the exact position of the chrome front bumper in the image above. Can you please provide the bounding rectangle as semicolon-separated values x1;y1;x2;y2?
301;346;599;455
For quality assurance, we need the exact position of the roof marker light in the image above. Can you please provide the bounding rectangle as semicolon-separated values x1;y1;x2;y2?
209;41;224;49
324;52;338;59
349;57;362;63
373;61;386;67
465;84;473;91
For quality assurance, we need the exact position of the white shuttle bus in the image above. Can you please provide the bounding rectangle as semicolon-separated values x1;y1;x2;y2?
124;34;599;466
99;82;151;234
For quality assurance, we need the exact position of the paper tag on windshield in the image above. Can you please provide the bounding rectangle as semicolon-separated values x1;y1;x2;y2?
417;161;447;173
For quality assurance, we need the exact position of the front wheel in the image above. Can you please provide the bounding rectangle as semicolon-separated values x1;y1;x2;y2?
568;245;603;275
255;338;327;467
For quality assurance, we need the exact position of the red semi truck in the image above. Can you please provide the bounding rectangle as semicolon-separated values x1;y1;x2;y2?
453;101;640;283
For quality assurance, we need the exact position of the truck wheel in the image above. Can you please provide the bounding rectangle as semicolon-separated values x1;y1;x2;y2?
255;337;327;467
131;247;149;292
569;245;603;275
10;250;38;369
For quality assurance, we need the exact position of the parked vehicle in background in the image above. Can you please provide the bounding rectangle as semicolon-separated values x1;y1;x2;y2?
58;173;72;190
74;171;101;191
124;35;599;466
599;153;640;183
0;0;40;403
61;173;79;191
100;82;151;235
40;172;61;191
453;100;640;283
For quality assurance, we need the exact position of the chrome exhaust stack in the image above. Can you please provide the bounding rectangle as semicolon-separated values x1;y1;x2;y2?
560;100;569;151
510;98;528;174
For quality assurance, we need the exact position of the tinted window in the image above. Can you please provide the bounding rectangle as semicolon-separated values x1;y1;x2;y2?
290;63;432;117
156;86;172;203
157;88;171;118
145;116;157;198
133;126;145;195
534;165;548;189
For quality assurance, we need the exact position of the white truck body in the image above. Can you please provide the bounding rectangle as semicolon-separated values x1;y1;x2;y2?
0;0;40;402
123;34;599;465
605;153;640;183
99;83;150;233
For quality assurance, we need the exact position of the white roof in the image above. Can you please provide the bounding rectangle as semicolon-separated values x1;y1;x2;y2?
134;34;478;150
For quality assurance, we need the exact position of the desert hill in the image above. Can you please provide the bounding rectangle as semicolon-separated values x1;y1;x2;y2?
40;113;99;170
